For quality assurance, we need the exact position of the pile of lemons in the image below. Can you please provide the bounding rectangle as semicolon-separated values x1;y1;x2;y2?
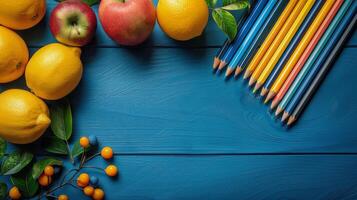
0;0;83;144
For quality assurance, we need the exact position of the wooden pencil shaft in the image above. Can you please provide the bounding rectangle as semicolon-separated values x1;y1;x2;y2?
277;0;351;110
261;0;324;91
227;0;279;71
221;0;268;63
285;6;357;115
291;13;357;121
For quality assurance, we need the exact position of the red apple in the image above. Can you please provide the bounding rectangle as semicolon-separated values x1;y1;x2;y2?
99;0;156;46
50;0;97;47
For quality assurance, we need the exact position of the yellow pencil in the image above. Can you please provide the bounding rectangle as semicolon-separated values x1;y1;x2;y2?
266;0;336;102
253;0;316;93
243;0;299;79
248;0;307;86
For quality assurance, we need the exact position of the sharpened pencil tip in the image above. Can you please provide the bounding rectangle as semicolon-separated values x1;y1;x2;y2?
265;91;276;104
234;67;243;77
248;78;256;86
260;88;268;97
218;61;227;70
243;70;252;80
225;67;234;77
213;57;220;70
282;112;290;122
254;83;262;93
275;106;283;116
287;116;296;126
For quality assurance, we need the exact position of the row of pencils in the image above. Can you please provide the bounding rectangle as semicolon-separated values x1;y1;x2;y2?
213;0;357;126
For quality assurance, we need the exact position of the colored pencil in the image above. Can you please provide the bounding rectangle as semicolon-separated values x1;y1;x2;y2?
225;0;279;77
243;0;300;79
269;0;346;107
288;14;357;125
274;0;353;115
248;0;308;86
282;6;357;122
267;0;338;106
233;0;289;77
212;39;229;70
253;0;320;93
259;0;324;96
218;0;268;71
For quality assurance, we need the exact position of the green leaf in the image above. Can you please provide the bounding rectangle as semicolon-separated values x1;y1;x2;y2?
221;1;250;10
0;138;6;158
56;0;99;6
222;0;249;6
44;137;68;155
212;8;238;40
32;157;62;179
71;141;91;158
50;101;72;141
10;169;39;198
1;151;33;175
205;0;218;8
0;183;7;200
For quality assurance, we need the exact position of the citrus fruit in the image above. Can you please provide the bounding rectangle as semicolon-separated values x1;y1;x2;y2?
77;173;90;187
58;194;69;200
80;136;90;148
0;0;46;30
44;165;55;176
9;186;21;200
25;43;83;100
0;26;29;83
0;89;50;144
157;0;209;41
101;147;113;160
92;188;105;200
83;186;95;196
38;173;52;187
105;165;118;177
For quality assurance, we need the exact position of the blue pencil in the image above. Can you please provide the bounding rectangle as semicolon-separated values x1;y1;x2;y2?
281;3;357;122
233;0;289;77
260;0;324;96
226;0;279;77
212;39;229;70
217;0;268;71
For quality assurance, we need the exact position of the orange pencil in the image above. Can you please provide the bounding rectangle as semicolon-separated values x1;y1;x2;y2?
248;0;308;86
269;0;344;108
243;0;299;79
266;0;336;104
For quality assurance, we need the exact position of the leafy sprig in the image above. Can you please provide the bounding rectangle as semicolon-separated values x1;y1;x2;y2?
206;0;250;40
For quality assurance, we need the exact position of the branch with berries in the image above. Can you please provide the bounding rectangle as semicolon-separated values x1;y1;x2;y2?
0;101;118;200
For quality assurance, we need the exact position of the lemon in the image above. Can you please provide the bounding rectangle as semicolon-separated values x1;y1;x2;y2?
0;0;46;30
25;43;83;100
0;26;29;83
0;89;50;144
157;0;209;41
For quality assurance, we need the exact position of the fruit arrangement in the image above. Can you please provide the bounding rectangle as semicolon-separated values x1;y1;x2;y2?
0;0;249;199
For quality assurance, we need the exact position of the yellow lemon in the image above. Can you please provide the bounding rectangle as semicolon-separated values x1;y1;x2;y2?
0;89;50;144
0;0;46;30
25;43;83;100
157;0;209;41
0;26;29;83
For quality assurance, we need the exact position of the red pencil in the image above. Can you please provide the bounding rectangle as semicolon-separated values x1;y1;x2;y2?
269;0;343;109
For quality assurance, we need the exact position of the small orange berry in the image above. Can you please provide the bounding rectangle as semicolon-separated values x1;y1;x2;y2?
79;137;90;148
58;194;69;200
92;188;105;200
77;173;90;187
44;165;54;176
83;186;94;196
101;146;113;159
9;186;21;200
105;165;118;177
38;173;52;186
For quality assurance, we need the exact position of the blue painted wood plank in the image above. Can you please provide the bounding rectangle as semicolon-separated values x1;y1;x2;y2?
1;47;356;153
15;0;357;47
3;155;357;199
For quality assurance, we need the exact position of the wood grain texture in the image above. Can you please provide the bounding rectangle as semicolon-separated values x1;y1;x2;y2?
2;47;356;153
2;155;357;200
15;0;357;47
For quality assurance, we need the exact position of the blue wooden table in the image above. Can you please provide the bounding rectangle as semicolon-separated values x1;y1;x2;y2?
2;1;357;199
